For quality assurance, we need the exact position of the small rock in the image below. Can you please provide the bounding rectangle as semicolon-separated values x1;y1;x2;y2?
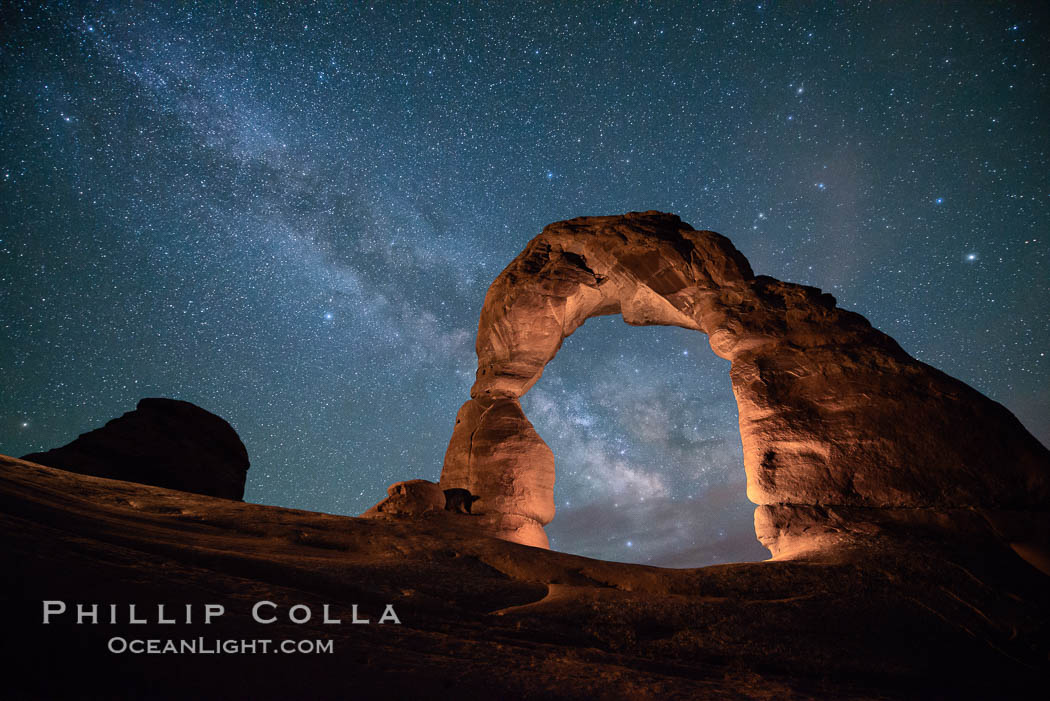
364;479;445;517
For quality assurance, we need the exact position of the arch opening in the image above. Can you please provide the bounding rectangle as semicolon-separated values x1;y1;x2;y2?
520;315;768;566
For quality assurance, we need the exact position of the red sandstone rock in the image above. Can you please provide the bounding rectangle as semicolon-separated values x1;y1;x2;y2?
439;211;1050;554
22;397;249;500
439;398;554;547
362;479;445;517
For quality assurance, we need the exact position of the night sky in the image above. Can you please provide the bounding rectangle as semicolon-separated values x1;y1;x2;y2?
2;2;1047;567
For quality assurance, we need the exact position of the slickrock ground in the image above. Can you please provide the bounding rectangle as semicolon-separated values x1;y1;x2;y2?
22;397;250;500
2;455;1047;700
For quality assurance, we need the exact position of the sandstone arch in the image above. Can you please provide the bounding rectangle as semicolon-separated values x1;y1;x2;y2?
439;211;1050;556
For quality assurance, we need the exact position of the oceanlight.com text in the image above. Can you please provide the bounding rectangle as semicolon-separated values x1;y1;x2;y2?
107;637;334;654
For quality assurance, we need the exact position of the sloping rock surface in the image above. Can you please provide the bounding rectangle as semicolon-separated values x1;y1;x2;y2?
2;455;1048;700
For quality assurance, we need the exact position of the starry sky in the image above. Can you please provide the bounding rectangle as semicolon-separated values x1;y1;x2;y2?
2;2;1048;567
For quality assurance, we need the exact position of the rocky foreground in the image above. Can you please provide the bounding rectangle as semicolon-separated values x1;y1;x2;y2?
2;454;1047;700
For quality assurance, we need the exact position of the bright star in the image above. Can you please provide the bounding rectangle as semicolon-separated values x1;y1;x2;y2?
323;312;334;320
546;171;554;180
626;541;633;548
966;253;977;262
935;197;944;204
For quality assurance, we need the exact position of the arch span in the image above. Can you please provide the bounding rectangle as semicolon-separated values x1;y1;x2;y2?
439;212;1050;555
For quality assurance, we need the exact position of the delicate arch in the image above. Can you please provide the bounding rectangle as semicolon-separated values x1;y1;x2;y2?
440;212;1050;554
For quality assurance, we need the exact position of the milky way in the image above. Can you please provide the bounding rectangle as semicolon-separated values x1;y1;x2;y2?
2;2;1047;566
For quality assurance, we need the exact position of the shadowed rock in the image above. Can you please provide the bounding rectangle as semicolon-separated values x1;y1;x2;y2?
443;488;481;514
436;211;1050;556
22;398;249;500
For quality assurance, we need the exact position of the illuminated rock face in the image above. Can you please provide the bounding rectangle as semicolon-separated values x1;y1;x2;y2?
361;479;446;517
440;211;1050;553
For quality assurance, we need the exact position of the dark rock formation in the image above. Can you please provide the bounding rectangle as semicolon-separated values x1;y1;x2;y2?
443;488;480;514
437;211;1050;556
22;398;249;500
